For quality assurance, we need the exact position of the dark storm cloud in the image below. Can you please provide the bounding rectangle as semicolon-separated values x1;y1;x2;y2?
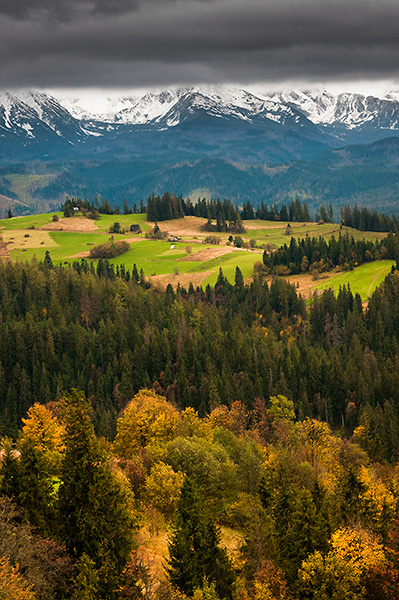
1;0;399;88
0;0;140;21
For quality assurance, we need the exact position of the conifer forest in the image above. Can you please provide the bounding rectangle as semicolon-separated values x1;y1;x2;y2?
1;242;399;599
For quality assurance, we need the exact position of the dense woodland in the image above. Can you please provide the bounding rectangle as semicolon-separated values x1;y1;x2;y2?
262;231;399;275
341;203;399;232
1;257;399;598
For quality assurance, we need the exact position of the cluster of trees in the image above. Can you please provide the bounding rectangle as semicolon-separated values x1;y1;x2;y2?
341;203;399;232
202;211;246;234
262;231;397;275
185;196;318;224
147;194;318;225
89;240;130;260
0;392;138;599
184;197;241;222
245;198;314;222
63;197;146;219
147;193;185;222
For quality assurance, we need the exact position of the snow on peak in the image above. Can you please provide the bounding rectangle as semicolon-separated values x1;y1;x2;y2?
51;85;300;126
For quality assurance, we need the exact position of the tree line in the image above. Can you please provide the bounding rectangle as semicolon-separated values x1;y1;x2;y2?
62;193;399;235
63;196;147;219
262;231;399;275
341;202;399;232
146;194;319;224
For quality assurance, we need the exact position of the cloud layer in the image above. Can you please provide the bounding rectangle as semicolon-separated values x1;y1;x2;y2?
1;0;399;89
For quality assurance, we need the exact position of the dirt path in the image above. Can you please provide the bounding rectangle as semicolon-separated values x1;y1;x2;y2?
366;269;383;298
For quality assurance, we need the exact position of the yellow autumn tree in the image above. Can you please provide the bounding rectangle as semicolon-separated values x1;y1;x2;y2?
298;550;364;600
358;465;396;527
298;417;342;489
18;403;65;477
20;404;64;459
268;396;295;422
113;390;180;459
179;407;210;439
298;526;387;600
330;526;387;577
142;462;184;517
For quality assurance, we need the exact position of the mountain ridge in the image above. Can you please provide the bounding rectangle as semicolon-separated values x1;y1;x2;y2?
3;86;399;150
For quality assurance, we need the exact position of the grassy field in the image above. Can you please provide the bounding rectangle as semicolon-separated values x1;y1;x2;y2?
314;260;395;300
0;212;393;299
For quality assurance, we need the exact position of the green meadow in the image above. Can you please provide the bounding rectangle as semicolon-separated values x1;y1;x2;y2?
0;212;393;298
314;260;395;300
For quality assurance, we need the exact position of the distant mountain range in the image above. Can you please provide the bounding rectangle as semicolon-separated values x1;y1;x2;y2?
3;86;399;150
2;85;399;214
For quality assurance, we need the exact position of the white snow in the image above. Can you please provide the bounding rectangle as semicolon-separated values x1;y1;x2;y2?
1;84;399;137
19;123;35;138
49;85;298;127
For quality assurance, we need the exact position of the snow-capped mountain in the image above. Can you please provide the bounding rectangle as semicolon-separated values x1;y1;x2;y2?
266;89;399;138
145;87;318;131
267;90;337;124
54;85;315;130
0;91;89;144
51;85;399;143
3;84;399;163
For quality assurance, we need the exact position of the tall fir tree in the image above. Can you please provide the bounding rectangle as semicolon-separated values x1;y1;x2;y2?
58;390;134;599
167;477;234;599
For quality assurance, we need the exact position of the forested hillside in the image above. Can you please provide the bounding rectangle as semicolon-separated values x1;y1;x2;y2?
1;258;399;458
1;258;399;599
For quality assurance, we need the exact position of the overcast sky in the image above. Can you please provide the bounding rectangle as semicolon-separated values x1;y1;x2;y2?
1;0;399;93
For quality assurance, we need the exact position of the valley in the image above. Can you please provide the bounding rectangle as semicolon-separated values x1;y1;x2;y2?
0;211;391;299
2;86;399;217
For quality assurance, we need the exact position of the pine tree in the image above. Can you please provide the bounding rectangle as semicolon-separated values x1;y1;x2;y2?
167;478;234;599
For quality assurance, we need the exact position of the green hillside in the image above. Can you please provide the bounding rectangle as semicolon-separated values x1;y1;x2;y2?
0;211;392;299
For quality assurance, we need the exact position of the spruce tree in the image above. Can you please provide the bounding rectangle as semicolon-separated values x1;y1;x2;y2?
234;266;244;289
167;477;234;599
58;390;134;598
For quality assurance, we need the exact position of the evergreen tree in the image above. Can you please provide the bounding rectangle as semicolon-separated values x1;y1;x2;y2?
0;438;21;500
44;250;53;269
17;436;56;536
58;390;134;598
167;477;234;599
283;489;329;582
234;266;244;289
